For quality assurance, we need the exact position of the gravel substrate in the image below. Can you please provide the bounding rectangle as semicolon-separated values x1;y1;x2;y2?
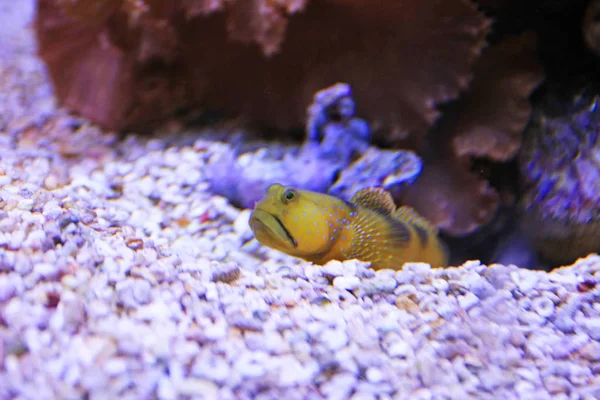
2;2;600;400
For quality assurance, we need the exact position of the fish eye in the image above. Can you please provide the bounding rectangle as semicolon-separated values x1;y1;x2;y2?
282;188;297;204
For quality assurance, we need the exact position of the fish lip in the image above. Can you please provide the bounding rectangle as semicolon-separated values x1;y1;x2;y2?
250;209;297;248
275;216;297;248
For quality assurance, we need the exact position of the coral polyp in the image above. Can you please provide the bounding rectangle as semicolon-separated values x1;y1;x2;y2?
519;88;600;264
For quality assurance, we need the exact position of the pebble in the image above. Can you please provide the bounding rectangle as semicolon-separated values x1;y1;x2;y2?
103;358;128;376
320;373;356;400
233;209;253;241
17;198;34;210
358;275;398;295
458;292;479;310
320;329;349;351
431;278;449;292
365;367;384;383
157;376;177;400
532;295;555;318
234;352;268;378
333;276;361;291
278;357;317;386
191;354;230;383
518;310;547;326
543;375;572;395
578;341;600;361
0;273;21;301
322;260;346;278
552;333;590;359
580;317;600;340
386;340;411;358
174;378;219;398
211;262;241;283
469;277;496;299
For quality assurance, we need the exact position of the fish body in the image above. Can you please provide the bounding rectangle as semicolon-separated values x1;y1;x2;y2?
249;184;448;270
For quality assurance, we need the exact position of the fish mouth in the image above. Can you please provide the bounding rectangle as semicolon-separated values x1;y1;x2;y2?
249;210;297;248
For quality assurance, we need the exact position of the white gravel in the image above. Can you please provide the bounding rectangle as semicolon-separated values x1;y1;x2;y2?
1;1;600;399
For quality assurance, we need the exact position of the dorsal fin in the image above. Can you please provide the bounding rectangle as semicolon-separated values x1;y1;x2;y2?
392;206;439;235
350;188;396;215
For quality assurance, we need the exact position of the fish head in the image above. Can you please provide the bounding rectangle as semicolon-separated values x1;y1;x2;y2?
249;183;336;257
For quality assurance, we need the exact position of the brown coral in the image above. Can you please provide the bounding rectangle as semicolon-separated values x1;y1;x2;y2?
35;0;186;131
181;0;308;57
36;0;489;141
451;32;544;162
397;33;544;236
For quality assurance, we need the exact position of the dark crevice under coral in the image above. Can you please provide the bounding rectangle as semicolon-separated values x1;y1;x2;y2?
480;0;596;82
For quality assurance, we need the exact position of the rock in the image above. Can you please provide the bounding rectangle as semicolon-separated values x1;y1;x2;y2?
333;276;361;291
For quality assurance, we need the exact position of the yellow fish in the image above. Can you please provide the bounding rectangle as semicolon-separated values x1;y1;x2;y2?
249;184;449;270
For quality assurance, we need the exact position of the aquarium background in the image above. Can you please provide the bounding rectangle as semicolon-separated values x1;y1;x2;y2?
1;1;600;399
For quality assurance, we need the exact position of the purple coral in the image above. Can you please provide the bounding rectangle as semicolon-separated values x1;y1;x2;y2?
205;83;422;209
328;148;422;200
519;87;600;264
304;83;370;163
